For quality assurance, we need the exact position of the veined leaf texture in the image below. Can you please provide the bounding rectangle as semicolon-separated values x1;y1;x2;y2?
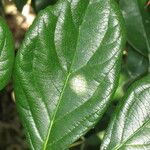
14;0;126;149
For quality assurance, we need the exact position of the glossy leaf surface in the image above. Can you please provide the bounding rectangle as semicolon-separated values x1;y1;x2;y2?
0;17;14;90
14;0;125;149
101;75;150;150
120;0;150;58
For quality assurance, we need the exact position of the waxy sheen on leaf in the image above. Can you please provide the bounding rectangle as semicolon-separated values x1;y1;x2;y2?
14;0;126;149
0;17;14;90
101;75;150;150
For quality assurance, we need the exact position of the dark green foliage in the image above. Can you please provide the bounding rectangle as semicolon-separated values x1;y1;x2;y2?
14;0;125;149
13;0;28;11
120;0;150;61
0;17;14;90
101;75;150;150
0;0;150;149
32;0;57;12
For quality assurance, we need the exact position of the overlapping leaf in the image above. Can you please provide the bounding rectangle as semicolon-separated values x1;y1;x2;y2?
101;75;150;150
0;17;14;90
125;45;149;79
14;0;126;149
120;0;150;58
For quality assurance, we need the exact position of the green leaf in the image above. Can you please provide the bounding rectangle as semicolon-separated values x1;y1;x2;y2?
117;44;149;94
114;43;149;101
113;72;127;100
14;0;126;149
120;0;150;58
125;44;149;79
101;75;150;150
32;0;57;12
0;17;14;90
13;0;28;11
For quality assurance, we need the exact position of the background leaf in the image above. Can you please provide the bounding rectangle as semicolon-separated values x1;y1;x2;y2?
121;44;149;91
101;75;150;150
0;17;14;90
120;0;150;61
13;0;28;11
32;0;57;12
0;1;4;16
14;0;126;149
125;44;149;79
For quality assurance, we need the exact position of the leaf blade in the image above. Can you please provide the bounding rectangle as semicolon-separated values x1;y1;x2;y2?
101;75;150;150
14;0;126;149
120;0;150;59
0;17;14;90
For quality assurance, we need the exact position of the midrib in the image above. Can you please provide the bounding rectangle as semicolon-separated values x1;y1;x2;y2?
42;5;87;150
112;116;150;150
42;72;71;150
41;0;93;149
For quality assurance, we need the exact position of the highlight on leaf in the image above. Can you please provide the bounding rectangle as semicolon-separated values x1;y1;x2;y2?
0;17;14;90
14;0;126;149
